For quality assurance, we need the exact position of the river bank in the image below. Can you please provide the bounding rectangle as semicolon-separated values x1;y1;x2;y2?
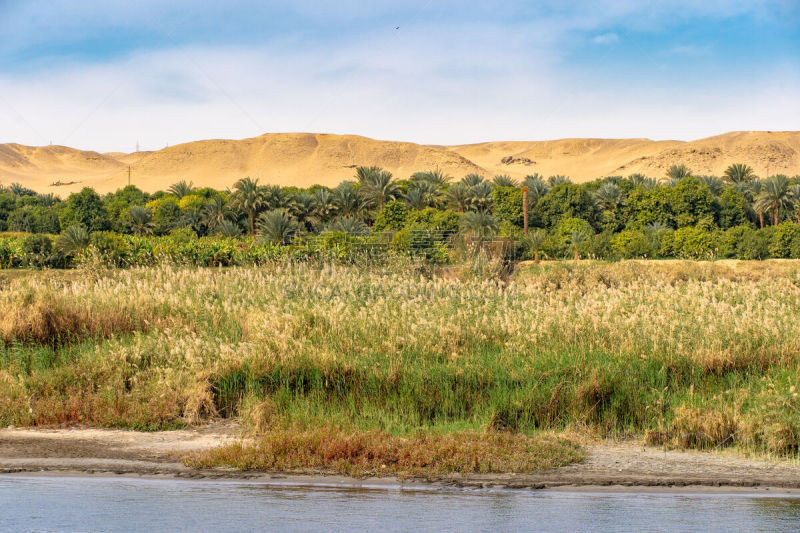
2;424;799;492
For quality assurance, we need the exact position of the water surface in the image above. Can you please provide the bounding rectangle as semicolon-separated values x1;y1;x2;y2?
1;476;799;532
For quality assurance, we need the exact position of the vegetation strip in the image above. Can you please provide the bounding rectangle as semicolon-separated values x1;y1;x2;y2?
1;261;799;472
3;163;800;270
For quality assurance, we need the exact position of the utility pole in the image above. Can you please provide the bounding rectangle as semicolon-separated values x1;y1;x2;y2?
127;166;131;186
521;186;529;236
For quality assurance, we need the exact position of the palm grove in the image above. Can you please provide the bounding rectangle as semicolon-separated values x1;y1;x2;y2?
3;162;800;267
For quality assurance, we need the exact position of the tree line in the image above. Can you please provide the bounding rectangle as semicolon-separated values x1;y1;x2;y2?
3;163;800;262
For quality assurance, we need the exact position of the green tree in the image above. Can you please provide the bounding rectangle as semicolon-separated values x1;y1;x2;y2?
768;222;800;258
145;196;182;235
0;193;15;231
104;185;149;232
665;164;692;181
59;188;110;232
459;211;498;240
491;186;524;227
672;226;715;259
723;163;756;184
326;215;368;235
356;166;400;211
373;200;408;232
230;177;265;235
445;183;471;212
492;175;519;187
521;228;548;262
7;205;60;233
669;177;717;228
126;206;155;236
167;180;196;199
55;225;90;258
717;187;751;229
333;181;367;218
755;175;794;226
536;183;596;229
257;209;300;244
611;229;651;259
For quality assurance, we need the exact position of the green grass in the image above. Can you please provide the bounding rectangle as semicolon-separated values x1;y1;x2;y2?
1;259;799;473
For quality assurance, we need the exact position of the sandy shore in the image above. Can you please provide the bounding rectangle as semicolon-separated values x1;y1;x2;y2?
1;423;799;492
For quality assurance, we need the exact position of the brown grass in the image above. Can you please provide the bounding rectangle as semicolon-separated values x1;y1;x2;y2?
0;297;152;345
183;427;584;478
646;407;737;449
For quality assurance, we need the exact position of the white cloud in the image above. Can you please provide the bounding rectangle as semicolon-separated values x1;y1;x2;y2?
593;32;620;44
0;1;797;151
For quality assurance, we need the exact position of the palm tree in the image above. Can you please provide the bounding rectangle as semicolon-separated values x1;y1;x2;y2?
405;187;429;210
522;228;548;263
723;163;756;184
791;185;800;222
665;165;691;181
9;183;36;197
410;169;451;188
257;209;300;244
203;196;230;232
754;174;794;226
698;176;724;196
593;183;621;211
127;205;155;235
262;185;288;210
289;192;320;232
744;180;765;228
547;175;571;187
459;211;498;240
38;193;59;207
628;174;657;189
356;166;400;210
326;215;369;235
168;180;195;199
55;225;89;256
467;182;493;212
461;173;485;187
230;177;265;235
566;230;589;261
333;181;367;217
446;183;472;212
522;174;550;201
216;219;242;237
313;188;337;222
405;180;440;209
492;174;519;187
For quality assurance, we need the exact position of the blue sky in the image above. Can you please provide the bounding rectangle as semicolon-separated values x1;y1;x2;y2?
1;0;798;152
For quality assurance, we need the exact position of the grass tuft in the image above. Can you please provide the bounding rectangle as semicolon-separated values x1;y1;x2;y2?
183;426;584;478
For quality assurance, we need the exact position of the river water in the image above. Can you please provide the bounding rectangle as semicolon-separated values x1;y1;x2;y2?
1;476;799;532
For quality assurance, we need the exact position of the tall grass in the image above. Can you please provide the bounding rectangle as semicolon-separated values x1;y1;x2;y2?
1;259;798;460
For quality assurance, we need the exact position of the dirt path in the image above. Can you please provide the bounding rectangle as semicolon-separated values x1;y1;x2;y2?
1;425;799;490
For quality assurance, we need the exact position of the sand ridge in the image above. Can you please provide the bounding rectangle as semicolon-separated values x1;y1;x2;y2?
1;131;799;195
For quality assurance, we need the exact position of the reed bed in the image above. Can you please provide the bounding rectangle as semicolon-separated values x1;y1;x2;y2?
1;259;799;468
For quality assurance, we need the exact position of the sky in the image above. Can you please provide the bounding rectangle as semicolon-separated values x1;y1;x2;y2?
0;0;798;152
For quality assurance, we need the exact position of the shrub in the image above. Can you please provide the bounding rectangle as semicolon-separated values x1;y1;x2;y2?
672;226;716;259
769;222;800;258
738;228;771;260
21;234;56;268
372;200;408;232
89;231;130;267
611;229;651;259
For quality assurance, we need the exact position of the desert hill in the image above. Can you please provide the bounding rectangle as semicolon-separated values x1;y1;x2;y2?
1;131;799;195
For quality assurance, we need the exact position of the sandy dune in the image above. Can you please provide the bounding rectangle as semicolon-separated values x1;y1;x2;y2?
1;131;799;195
